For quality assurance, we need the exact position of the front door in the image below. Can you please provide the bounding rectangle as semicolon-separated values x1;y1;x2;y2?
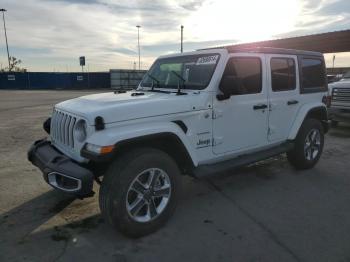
212;54;269;155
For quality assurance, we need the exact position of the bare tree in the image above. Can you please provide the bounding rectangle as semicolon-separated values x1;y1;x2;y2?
1;56;26;72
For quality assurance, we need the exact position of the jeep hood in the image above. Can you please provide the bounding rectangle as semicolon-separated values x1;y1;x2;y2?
55;91;207;125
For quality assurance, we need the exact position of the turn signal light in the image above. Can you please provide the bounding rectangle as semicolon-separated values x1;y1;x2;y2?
100;145;115;154
85;143;115;155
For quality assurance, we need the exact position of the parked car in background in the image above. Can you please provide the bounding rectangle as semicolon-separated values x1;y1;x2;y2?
327;74;343;83
328;74;337;83
328;71;350;126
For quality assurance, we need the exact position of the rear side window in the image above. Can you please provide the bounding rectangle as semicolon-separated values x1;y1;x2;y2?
301;58;326;91
223;57;262;95
271;58;296;91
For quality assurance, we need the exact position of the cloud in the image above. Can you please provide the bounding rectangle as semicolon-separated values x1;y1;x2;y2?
48;0;100;4
112;47;137;56
297;0;349;31
0;0;201;71
179;0;204;11
0;0;349;71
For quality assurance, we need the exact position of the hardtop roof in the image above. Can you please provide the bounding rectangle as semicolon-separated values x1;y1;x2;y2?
201;46;323;57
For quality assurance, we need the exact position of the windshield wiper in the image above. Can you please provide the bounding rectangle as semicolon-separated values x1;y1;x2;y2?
142;74;170;93
171;71;186;95
147;73;160;91
145;89;171;94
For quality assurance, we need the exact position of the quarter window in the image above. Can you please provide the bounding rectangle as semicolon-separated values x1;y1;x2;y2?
271;58;296;91
223;57;262;95
301;58;325;89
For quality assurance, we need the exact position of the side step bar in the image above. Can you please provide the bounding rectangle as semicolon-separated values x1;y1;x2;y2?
193;142;294;178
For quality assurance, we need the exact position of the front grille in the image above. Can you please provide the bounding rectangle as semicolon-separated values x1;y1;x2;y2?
332;88;350;108
51;109;77;148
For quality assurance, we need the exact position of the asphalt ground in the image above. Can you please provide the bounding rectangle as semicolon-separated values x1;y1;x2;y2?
0;90;350;262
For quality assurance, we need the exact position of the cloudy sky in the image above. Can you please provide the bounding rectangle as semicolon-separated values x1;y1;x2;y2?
0;0;349;72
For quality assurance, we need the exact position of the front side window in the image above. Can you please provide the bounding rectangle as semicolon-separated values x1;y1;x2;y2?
222;57;262;95
140;54;220;90
271;58;296;91
301;58;325;90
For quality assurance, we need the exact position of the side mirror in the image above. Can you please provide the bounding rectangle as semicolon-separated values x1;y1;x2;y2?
217;75;240;100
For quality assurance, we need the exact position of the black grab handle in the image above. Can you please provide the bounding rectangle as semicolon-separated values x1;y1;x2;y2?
287;100;299;105
253;104;268;110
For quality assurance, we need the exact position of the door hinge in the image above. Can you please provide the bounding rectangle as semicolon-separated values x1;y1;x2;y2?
212;110;223;119
212;137;223;146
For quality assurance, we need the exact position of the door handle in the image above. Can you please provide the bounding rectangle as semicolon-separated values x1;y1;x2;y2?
287;100;299;105
253;104;268;110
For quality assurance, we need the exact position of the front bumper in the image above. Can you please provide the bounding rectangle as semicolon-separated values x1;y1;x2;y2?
27;139;94;198
328;107;350;122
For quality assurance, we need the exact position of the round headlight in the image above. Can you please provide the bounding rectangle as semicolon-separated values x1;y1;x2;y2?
74;119;87;143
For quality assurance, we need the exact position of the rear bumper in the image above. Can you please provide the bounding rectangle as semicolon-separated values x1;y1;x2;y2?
328;107;350;122
27;139;94;198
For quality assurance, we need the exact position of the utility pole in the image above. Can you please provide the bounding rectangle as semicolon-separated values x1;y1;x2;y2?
87;64;90;89
180;25;184;53
0;9;11;72
332;54;336;71
136;25;141;70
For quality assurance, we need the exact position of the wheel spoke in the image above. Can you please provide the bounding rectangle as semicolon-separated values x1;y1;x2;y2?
153;186;170;197
148;199;158;218
129;197;146;216
304;143;310;151
312;145;319;159
149;169;160;188
132;179;147;194
306;135;311;144
311;130;317;141
306;148;312;160
312;145;319;151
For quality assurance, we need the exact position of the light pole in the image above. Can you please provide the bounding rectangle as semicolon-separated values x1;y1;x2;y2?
0;9;10;72
136;25;141;70
180;25;184;53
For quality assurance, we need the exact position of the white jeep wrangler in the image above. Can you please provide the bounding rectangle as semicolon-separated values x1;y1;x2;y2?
28;47;329;237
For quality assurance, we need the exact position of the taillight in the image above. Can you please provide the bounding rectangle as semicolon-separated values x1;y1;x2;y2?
322;95;331;108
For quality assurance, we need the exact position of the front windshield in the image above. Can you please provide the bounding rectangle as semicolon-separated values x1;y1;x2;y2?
140;53;220;90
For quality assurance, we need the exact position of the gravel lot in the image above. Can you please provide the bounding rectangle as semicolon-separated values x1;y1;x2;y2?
1;90;350;262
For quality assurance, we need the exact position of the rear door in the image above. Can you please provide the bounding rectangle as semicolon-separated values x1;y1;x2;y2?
266;55;300;142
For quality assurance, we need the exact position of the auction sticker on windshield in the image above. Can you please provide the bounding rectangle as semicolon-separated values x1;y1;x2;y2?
196;55;219;65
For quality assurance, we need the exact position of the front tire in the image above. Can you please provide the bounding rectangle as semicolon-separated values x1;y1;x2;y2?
99;148;180;238
287;118;324;170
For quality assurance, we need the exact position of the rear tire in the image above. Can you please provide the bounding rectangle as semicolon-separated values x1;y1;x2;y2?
287;118;324;170
99;148;180;238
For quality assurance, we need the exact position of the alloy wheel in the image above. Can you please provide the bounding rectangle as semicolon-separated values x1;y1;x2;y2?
304;129;321;161
126;168;171;223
